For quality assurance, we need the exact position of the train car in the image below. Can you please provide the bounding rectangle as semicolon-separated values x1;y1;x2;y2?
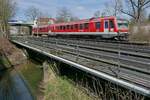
32;16;129;40
32;25;49;36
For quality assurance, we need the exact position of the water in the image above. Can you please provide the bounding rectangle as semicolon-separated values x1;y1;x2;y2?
0;68;34;100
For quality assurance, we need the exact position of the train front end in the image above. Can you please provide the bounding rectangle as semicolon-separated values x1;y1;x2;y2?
116;19;129;40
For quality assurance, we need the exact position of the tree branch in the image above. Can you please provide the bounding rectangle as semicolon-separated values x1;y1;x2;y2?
121;9;136;18
143;4;150;9
143;0;150;6
129;0;136;15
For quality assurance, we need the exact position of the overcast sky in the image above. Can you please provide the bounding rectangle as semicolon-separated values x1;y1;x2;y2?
15;0;150;21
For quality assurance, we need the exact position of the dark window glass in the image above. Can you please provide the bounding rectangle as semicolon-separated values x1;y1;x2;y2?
71;25;73;29
60;26;62;30
109;20;114;28
67;25;70;29
75;24;78;29
63;26;66;30
95;22;101;29
80;24;83;29
84;23;89;29
118;23;128;28
105;21;108;28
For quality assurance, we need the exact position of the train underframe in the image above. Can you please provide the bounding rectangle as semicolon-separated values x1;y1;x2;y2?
33;32;129;41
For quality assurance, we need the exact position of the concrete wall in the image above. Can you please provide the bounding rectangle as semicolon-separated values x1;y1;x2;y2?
10;26;31;35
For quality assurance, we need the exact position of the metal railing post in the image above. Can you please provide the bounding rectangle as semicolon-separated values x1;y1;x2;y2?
76;41;79;61
117;42;121;79
55;38;58;55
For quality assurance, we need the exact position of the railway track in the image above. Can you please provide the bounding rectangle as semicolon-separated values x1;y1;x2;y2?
31;36;150;55
11;36;150;90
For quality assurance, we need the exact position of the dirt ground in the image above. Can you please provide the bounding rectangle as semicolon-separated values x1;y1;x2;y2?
0;37;27;66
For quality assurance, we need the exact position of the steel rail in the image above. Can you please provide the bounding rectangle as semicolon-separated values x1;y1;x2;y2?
38;36;150;45
22;36;150;56
44;40;150;59
31;40;150;74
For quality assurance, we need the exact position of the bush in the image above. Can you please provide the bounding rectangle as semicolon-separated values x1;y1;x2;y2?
129;24;150;42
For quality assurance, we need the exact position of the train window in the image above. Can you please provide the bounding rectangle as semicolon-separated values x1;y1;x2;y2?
109;20;114;28
57;26;59;30
118;23;128;28
65;26;67;30
60;26;63;30
63;26;66;30
84;23;89;29
80;24;83;29
75;24;78;29
67;25;70;29
95;22;101;29
71;25;73;29
105;21;108;28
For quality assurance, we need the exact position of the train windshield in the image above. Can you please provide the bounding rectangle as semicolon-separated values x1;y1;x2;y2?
117;20;128;29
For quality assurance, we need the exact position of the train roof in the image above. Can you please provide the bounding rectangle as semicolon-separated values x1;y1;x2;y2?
51;16;117;26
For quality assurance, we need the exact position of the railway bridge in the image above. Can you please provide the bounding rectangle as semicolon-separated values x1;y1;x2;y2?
10;36;150;97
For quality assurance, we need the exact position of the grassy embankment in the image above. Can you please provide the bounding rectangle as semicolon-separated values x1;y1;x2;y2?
0;37;27;66
0;55;11;69
17;60;43;97
0;37;43;98
0;38;11;69
44;63;96;100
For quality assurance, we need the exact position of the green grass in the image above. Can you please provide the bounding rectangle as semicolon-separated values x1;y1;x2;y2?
45;66;95;100
0;55;11;69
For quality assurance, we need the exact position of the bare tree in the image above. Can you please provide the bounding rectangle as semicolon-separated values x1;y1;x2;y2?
113;0;122;16
121;0;150;23
102;0;122;17
56;7;79;23
94;10;101;18
56;7;71;23
25;6;42;22
70;16;79;21
0;0;16;37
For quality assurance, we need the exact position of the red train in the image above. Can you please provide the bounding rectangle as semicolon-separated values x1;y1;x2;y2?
32;16;129;40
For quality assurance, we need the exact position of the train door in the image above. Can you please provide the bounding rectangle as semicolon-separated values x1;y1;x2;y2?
109;20;115;32
104;20;109;33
